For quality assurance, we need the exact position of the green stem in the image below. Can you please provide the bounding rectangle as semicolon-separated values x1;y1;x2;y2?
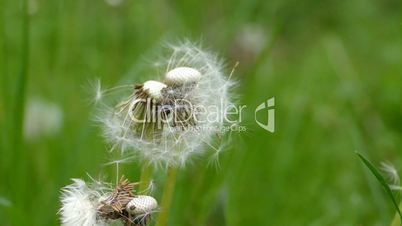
391;202;402;226
391;215;400;226
139;164;154;193
155;167;178;226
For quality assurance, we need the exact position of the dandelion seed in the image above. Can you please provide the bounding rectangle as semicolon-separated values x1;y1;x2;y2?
389;185;402;191
232;24;267;65
380;162;400;185
138;179;156;195
89;78;133;105
94;79;103;103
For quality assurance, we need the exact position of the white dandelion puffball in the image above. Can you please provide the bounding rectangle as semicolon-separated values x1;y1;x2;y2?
60;179;108;226
126;195;158;215
101;41;235;167
24;97;63;141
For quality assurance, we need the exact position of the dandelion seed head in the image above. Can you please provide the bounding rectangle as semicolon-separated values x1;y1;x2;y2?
101;41;236;168
60;177;158;226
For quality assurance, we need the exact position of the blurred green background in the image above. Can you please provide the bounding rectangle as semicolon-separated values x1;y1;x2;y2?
0;0;401;225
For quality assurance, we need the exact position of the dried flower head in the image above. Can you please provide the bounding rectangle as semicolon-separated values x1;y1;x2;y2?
60;176;158;226
97;176;136;220
101;41;235;167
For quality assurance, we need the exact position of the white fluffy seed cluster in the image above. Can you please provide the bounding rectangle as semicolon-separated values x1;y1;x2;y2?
101;41;235;168
59;179;108;226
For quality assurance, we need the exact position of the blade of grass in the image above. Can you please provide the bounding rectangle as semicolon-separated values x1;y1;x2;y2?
11;0;30;223
13;0;29;149
0;0;8;175
356;152;402;222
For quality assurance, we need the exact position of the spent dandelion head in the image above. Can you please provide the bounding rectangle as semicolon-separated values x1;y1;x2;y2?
100;41;236;168
60;176;158;226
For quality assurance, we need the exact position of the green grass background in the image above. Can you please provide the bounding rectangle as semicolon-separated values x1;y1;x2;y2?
0;0;401;225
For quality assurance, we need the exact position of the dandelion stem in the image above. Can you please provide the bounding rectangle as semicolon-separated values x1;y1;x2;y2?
139;164;154;193
155;167;178;226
